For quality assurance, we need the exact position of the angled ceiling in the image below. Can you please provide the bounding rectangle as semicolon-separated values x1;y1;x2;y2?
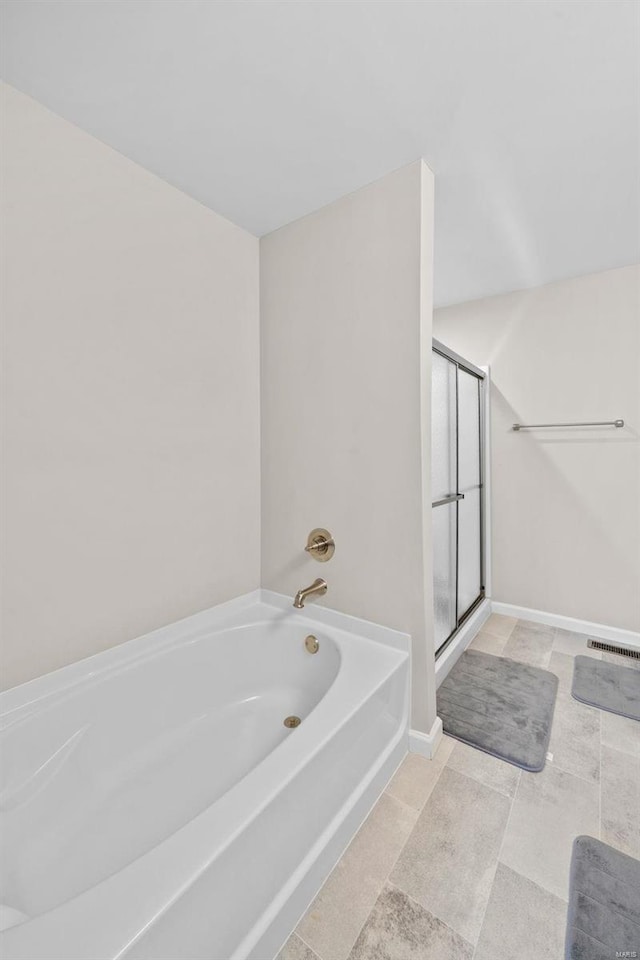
1;0;638;306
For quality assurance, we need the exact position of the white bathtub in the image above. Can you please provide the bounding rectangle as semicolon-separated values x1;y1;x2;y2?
0;590;409;960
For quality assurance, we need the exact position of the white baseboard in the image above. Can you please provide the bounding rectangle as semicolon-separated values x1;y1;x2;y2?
492;601;640;650
409;716;443;759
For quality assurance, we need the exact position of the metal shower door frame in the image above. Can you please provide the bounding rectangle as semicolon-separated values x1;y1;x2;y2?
432;338;486;657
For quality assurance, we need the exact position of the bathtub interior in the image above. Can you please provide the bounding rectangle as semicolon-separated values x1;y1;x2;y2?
0;618;341;924
127;657;409;960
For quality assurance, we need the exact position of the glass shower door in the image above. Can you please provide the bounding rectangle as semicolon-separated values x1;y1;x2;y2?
457;367;482;620
431;342;485;655
431;351;458;652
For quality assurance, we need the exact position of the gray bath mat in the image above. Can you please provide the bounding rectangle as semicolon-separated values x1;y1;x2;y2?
565;836;640;960
437;650;558;771
572;655;640;721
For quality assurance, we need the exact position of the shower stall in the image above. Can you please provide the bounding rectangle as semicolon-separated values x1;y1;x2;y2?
432;339;487;657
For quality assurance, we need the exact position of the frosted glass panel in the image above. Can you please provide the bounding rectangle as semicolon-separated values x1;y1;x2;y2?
431;352;457;501
458;369;480;491
432;345;484;651
432;502;457;651
458;486;481;617
457;367;482;617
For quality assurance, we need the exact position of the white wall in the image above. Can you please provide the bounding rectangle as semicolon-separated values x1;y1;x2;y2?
434;265;640;632
260;161;437;733
0;84;261;688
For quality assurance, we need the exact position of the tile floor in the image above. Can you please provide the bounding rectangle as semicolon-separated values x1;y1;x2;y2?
278;614;640;960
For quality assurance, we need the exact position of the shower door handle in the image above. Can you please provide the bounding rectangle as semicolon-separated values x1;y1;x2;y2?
432;493;465;508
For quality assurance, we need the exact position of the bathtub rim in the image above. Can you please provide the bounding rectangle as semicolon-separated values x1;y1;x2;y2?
0;592;410;960
0;589;409;719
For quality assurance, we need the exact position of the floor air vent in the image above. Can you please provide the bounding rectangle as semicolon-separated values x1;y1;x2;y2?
587;639;640;660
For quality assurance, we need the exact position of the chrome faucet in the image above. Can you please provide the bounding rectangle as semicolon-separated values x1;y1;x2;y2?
293;578;327;609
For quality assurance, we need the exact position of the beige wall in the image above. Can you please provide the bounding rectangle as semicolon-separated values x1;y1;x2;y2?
434;265;640;632
0;84;260;688
260;161;437;733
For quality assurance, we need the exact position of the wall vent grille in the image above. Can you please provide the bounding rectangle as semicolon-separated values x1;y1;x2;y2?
587;639;640;660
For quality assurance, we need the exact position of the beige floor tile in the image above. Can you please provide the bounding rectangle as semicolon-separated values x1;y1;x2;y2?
601;709;640;757
546;701;601;784
503;623;554;669
469;630;508;656
277;934;321;960
434;733;456;764
390;766;511;944
348;883;473;960
552;627;600;659
499;763;599;900
474;863;567;960
296;793;418;960
546;658;600;783
515;618;556;638
601;744;640;858
548;650;576;690
385;752;446;811
482;613;518;639
446;740;521;799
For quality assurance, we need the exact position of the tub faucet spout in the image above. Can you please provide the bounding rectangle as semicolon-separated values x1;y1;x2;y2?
293;578;327;609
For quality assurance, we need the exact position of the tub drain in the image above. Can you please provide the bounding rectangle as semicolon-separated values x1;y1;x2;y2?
284;715;301;728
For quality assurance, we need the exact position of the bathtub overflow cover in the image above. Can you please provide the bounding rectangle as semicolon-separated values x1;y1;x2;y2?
305;635;319;654
284;716;301;728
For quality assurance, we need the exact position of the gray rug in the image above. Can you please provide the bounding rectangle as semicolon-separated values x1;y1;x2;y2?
565;835;640;960
436;649;558;772
572;655;640;721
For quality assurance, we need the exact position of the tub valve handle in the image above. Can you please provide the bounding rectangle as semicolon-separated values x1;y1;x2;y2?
305;528;335;562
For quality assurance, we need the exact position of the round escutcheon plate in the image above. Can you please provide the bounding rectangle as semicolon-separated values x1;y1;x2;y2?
305;528;335;562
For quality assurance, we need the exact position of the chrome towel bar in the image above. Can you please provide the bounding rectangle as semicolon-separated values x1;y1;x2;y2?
512;419;624;431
